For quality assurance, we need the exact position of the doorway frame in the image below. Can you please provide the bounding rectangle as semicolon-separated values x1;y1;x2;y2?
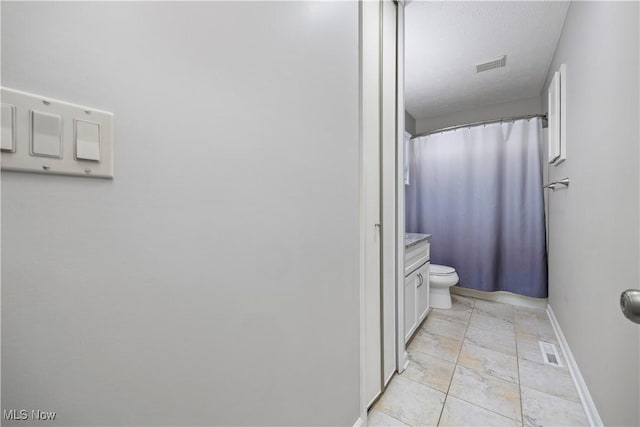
394;0;407;375
358;0;406;424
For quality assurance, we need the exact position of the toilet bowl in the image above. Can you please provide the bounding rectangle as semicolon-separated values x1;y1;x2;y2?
429;264;459;309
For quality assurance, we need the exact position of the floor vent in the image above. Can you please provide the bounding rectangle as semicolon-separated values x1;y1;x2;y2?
539;341;562;367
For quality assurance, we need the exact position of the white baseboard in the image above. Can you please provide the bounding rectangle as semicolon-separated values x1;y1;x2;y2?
402;350;409;372
384;370;395;388
451;286;548;309
353;416;364;427
547;305;603;427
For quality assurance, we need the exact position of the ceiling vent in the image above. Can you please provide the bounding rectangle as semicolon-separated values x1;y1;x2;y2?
476;55;507;73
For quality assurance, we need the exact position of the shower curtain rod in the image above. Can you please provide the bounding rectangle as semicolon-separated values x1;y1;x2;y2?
410;113;548;139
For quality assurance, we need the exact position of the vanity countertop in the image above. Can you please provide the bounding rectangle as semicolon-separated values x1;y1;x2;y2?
404;233;432;248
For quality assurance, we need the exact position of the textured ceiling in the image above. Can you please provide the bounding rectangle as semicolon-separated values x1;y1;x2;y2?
405;1;569;120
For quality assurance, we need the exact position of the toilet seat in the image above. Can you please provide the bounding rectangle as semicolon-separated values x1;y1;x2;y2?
430;264;456;276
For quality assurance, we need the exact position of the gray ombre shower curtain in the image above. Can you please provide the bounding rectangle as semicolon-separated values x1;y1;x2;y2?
406;117;548;298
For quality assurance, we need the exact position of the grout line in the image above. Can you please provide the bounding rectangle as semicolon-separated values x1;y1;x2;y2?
435;297;474;426
368;407;409;427
460;340;519;372
507;304;525;427
397;372;449;395
408;313;469;364
419;323;467;343
518;351;568;370
464;324;518;356
448;394;524;424
420;313;472;333
515;366;582;405
519;384;585;406
515;308;525;427
407;345;459;365
392;296;558;427
440;300;526;426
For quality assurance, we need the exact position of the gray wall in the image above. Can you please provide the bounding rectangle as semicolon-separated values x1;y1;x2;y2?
542;2;639;425
414;96;542;135
404;110;416;135
1;2;360;426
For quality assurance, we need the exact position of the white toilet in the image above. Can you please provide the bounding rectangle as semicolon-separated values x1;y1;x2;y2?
429;264;459;309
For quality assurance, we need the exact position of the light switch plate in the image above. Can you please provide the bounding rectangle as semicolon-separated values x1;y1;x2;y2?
1;87;114;178
1;103;17;152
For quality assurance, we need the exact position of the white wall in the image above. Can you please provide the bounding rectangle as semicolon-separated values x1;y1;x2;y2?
414;96;542;135
542;2;639;425
404;111;416;135
1;2;361;426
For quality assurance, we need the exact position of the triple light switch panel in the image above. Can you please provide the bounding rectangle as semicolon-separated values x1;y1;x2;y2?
1;87;114;178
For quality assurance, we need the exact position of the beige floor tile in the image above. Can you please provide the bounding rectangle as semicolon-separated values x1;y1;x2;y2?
451;293;476;309
439;395;521;427
368;409;409;427
469;311;516;338
373;297;585;427
514;314;556;343
374;375;446;427
513;311;552;329
514;305;548;321
409;329;463;363
402;350;456;393
515;328;556;345
521;386;588;427
429;306;472;326
518;358;580;403
465;325;517;357
448;365;522;422
458;341;519;384
422;316;467;341
473;300;515;322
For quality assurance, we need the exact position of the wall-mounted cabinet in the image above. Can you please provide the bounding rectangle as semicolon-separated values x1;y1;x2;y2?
548;64;567;165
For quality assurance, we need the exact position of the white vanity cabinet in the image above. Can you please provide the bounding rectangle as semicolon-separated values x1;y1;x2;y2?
416;262;430;324
403;270;418;341
404;236;430;343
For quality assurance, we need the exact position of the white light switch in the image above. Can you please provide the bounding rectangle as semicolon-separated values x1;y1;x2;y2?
1;87;114;178
1;103;16;152
31;110;62;158
75;120;101;161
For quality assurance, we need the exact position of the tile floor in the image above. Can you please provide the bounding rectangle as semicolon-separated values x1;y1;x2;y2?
369;295;589;427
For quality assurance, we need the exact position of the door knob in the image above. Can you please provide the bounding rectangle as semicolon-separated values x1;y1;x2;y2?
620;289;640;324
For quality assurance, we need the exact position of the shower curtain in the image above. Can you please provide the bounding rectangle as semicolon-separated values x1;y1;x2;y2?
406;117;547;298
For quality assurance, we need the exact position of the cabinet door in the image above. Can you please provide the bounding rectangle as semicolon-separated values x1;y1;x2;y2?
404;270;417;342
417;262;430;322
